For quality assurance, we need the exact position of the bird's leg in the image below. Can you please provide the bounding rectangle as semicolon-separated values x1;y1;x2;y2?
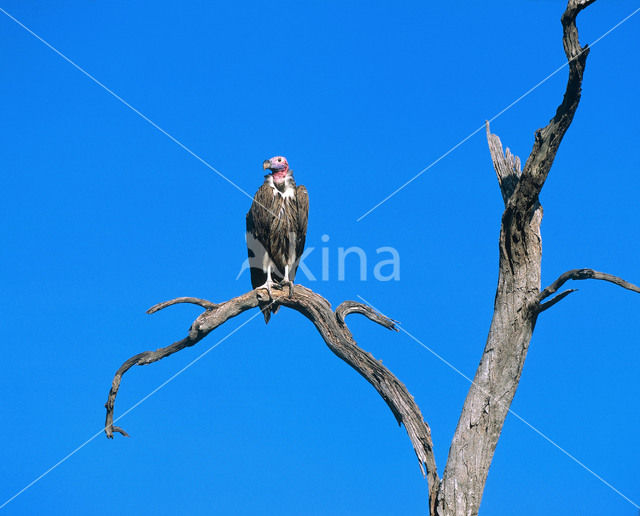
280;264;294;297
256;265;277;299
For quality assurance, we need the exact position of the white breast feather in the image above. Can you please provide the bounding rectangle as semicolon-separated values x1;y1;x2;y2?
266;175;296;199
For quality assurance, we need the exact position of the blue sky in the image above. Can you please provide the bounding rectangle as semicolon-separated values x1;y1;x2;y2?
1;1;639;514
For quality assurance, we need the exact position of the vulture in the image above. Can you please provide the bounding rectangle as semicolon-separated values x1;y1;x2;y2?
246;156;309;323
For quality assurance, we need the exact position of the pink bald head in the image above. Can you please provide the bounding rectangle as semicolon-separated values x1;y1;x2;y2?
263;156;289;173
263;156;290;183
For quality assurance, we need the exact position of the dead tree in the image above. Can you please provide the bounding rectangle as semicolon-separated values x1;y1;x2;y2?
104;1;639;514
434;1;639;514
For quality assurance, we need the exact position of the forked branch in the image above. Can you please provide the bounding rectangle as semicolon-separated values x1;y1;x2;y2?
104;285;439;510
513;0;596;214
537;268;640;311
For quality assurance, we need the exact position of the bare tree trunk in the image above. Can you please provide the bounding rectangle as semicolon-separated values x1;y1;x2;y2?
435;1;603;514
435;137;543;515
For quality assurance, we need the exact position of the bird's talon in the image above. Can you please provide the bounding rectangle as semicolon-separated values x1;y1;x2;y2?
256;280;277;300
280;279;294;297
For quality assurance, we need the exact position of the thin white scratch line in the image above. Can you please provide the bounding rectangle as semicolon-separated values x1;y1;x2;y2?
0;7;277;214
356;294;640;510
0;305;269;511
356;5;640;222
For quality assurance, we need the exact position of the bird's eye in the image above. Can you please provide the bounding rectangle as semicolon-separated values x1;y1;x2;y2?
278;158;282;162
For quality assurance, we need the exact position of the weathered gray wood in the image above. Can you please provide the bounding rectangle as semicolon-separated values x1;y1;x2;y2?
104;285;439;512
486;121;521;204
434;2;626;514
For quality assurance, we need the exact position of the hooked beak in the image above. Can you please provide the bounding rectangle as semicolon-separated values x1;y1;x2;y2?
262;159;271;171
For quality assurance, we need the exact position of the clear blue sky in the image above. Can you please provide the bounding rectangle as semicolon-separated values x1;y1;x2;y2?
1;1;639;515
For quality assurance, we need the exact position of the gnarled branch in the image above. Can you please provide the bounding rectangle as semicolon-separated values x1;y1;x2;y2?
104;285;439;512
335;300;398;329
146;296;218;313
538;268;640;308
513;0;595;214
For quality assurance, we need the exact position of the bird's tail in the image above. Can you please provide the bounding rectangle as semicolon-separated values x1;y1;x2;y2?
259;302;280;324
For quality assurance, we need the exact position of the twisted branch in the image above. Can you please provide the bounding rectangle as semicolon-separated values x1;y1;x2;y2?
146;297;218;313
537;268;640;311
335;300;398;329
513;0;595;214
104;285;439;510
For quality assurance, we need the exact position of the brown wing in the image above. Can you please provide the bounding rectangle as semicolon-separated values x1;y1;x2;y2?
291;185;309;281
246;183;276;289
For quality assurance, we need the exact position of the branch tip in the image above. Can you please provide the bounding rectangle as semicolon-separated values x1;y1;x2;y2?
537;289;578;313
106;426;130;438
335;301;398;330
147;297;218;314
